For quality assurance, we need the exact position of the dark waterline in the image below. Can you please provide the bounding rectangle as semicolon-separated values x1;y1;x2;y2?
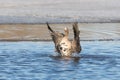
0;38;120;42
0;41;120;80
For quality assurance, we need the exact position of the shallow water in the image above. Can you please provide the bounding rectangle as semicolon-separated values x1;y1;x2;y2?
0;0;120;23
0;41;120;80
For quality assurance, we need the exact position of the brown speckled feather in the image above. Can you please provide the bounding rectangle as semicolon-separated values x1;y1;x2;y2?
47;23;65;53
72;22;81;53
47;22;81;56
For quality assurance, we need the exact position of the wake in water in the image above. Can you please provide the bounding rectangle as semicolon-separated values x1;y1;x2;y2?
0;41;120;80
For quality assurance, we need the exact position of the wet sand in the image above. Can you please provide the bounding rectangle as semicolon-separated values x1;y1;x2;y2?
0;23;119;41
0;0;120;41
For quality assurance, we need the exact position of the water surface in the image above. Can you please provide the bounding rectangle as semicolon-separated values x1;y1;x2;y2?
0;0;120;23
0;41;120;80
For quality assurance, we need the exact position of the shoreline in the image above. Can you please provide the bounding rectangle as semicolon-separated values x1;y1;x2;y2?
0;21;120;25
0;23;119;42
0;17;120;24
0;38;119;42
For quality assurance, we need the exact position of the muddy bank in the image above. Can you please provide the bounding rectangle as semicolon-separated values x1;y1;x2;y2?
0;23;119;41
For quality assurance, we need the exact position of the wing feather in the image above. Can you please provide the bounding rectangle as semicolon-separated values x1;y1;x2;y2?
72;22;81;53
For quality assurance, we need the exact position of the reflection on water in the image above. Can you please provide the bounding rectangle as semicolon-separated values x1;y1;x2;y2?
0;41;120;80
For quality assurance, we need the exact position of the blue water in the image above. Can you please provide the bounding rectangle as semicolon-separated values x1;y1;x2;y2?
0;41;120;80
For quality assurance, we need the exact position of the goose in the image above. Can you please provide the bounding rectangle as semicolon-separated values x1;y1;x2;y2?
47;22;81;56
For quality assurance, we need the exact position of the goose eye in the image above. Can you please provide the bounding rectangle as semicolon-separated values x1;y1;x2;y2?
64;49;67;52
64;50;66;51
60;47;62;50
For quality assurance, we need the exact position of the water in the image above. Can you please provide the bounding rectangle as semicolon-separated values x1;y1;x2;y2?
0;41;120;80
0;0;120;23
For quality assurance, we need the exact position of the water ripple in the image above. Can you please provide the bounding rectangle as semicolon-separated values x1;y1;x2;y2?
0;41;119;80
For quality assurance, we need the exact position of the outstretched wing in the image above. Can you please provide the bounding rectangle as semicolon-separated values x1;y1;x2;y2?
47;23;64;53
71;22;81;53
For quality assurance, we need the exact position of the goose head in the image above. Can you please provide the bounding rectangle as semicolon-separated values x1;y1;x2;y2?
59;42;72;56
58;27;72;56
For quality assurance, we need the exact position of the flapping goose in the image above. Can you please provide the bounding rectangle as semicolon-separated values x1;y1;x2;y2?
47;22;81;56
